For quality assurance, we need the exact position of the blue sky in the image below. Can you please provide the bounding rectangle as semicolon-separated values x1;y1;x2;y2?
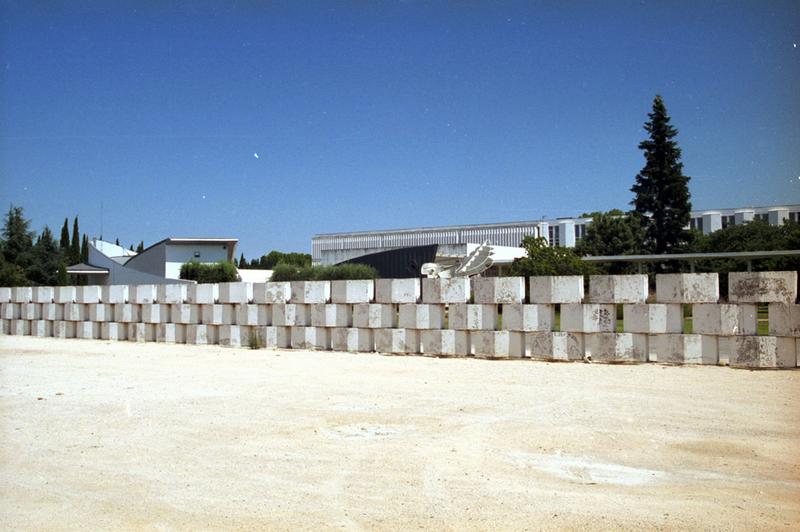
1;1;798;258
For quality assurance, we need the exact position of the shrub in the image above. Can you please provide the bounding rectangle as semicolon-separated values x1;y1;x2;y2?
180;260;240;283
269;263;378;282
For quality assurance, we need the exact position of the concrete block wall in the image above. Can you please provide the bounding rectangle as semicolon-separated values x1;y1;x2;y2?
1;274;797;369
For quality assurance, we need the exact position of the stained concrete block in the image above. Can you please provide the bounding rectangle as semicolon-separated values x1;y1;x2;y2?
653;334;718;365
101;322;127;341
656;273;719;303
127;323;156;342
54;286;76;303
21;303;41;320
157;284;187;304
291;326;330;350
375;278;420;304
449;304;498;330
63;303;86;322
170;304;200;324
561;303;616;333
10;319;30;335
290;281;330;304
729;271;797;304
75;321;100;340
331;280;374;304
257;326;291;349
74;286;101;304
218;282;252;304
41;303;63;321
272;304;310;327
253;282;291;304
398;304;444;330
311;304;353;327
731;336;796;369
187;283;218;304
200;304;235;325
0;319;9;335
353;304;395;329
585;333;647;363
11;286;32;303
142;304;171;324
421;278;470;304
0;287;11;303
529;276;584;304
419;329;469;357
526;332;584;361
114;304;141;323
32;287;54;303
375;328;419;354
472;331;525;359
692;304;757;335
235;304;267;326
473;277;525;304
52;321;76;338
1;303;20;320
156;323;186;344
102;285;129;304
768;304;800;337
623;304;683;334
218;325;243;347
88;303;114;322
129;284;157;304
331;328;374;352
186;324;218;345
589;275;648;304
502;304;554;332
30;320;52;337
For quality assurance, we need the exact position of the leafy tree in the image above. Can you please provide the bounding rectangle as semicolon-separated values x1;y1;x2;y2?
508;236;592;276
580;208;624;218
269;263;378;281
26;226;62;285
0;252;27;286
261;250;312;269
1;205;34;269
70;217;80;264
59;218;70;250
574;211;645;273
57;262;68;286
180;261;240;283
631;95;692;254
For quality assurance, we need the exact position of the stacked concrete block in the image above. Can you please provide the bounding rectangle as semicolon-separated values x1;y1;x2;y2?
768;304;800;337
254;282;291;304
114;304;140;323
157;284;187;304
656;273;719;303
398;304;444;329
472;331;524;359
421;278;470;304
653;334;718;365
142;304;170;324
272;304;310;327
526;332;584;361
449;304;497;330
186;324;217;345
171;304;200;324
235;304;267;326
692;304;757;335
1;302;20;320
30;320;52;337
32;287;54;303
157;324;186;344
129;284;157;304
88;303;114;322
529;276;584;304
52;321;76;338
729;271;797;304
128;323;156;342
502;304;553;332
353;304;395;329
731;336;796;368
419;329;469;357
54;286;75;303
585;333;647;363
589;275;648;303
218;282;252;304
311;304;353;328
76;321;100;340
76;286;102;304
473;277;525;304
63;303;86;322
0;287;11;303
375;328;419;354
291;326;330;350
41;303;63;321
101;322;127;341
290;281;330;304
331;328;374;352
187;283;217;304
200;304;235;325
331;280;374;304
257;326;291;349
11;319;30;336
375;278;420;304
561;304;616;333
12;286;32;303
623;304;683;334
102;285;128;304
21;303;41;320
218;325;243;347
0;319;9;335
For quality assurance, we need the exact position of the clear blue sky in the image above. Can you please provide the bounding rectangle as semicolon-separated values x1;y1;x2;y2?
1;1;798;258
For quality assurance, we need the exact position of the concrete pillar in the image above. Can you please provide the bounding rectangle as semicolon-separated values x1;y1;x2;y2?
473;277;525;304
331;280;374;303
102;285;129;304
353;304;395;329
472;330;524;359
419;329;469;357
272;304;310;327
421;278;470;304
331;328;374;352
656;274;719;303
526;331;584;361
728;271;797;303
529;276;584;304
589;275;648;303
561;303;616;333
448;304;497;330
502;304;553;332
398;304;444;329
375;279;420;304
311;304;353;327
375;328;419;354
585;333;647;363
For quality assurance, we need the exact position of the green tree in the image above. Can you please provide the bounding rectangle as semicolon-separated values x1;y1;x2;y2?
70;217;80;265
574;211;645;273
81;234;89;263
26;226;62;285
508;236;591;276
631;95;692;255
59;218;70;250
0;252;27;286
136;241;144;253
115;238;120;246
57;262;68;286
261;250;312;269
1;205;34;269
238;252;247;269
180;261;240;283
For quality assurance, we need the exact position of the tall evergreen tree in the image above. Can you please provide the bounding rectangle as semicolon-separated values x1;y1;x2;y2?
70;216;80;264
81;234;89;263
631;95;692;254
239;252;246;269
59;218;70;250
1;205;34;268
115;238;120;246
27;226;62;285
136;241;144;253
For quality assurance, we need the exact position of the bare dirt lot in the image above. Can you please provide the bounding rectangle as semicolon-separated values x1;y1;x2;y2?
1;336;799;530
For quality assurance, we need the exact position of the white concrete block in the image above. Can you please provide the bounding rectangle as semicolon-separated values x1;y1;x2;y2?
63;303;86;322
200;304;235;325
75;321;100;340
114;303;141;323
473;277;525;304
0;287;11;303
157;284;187;304
729;271;797;304
419;329;469;357
529;276;584;304
375;328;419;354
397;304;444;330
290;281;330;304
187;283;218;304
311;304;353;327
11;286;32;303
186;324;217;345
41;303;63;321
585;333;647;363
0;319;8;335
253;282;292;304
218;282;252;304
623;304;683;334
30;320;52;337
653;334;718;365
218;325;243;347
75;285;102;304
141;304;171;324
156;323;186;344
10;319;30;335
170;304;200;324
101;285;129;304
331;328;374;352
331;280;374;303
692;304;757;335
526;332;584;361
54;286;76;303
502;304;553;332
128;284;157;304
258;326;290;349
127;323;156;342
656;273;719;303
31;286;54;303
375;278;420;303
472;330;525;359
589;275;648;303
769;304;800;337
421;278;470;304
731;336;796;369
291;326;330;350
21;303;41;320
235;304;267;326
353;304;395;329
561;303;616;333
101;322;127;341
449;304;498;330
1;302;19;320
52;321;76;338
272;304;310;327
88;303;114;322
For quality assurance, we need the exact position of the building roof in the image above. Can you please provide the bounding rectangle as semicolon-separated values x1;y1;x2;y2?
66;262;110;275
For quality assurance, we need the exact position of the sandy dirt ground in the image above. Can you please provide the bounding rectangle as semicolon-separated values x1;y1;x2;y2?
1;336;799;531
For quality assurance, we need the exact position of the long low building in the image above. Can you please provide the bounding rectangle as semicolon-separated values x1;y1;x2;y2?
312;204;800;265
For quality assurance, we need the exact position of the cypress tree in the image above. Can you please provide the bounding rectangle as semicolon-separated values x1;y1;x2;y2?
60;218;70;250
81;234;89;263
57;262;68;286
136;241;144;253
115;238;120;246
70;217;80;264
239;253;246;269
631;95;692;254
